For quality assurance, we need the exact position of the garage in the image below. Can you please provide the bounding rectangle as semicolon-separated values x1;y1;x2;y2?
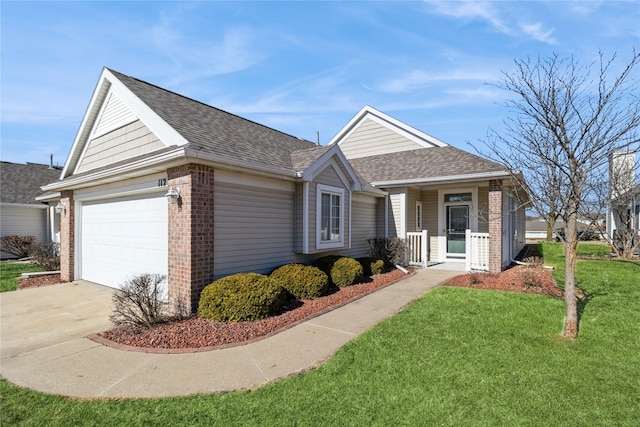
79;192;168;290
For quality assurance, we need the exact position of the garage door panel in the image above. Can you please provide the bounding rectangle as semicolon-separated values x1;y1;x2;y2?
81;193;168;290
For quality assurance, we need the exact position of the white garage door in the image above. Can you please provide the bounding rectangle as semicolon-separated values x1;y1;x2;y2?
80;192;168;290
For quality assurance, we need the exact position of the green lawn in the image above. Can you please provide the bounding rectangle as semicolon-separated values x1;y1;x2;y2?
0;261;43;292
2;243;639;426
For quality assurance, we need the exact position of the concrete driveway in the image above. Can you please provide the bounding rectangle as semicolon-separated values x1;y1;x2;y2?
1;281;114;359
1;269;459;399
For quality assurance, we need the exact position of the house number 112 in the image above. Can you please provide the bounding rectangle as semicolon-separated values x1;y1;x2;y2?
158;178;167;187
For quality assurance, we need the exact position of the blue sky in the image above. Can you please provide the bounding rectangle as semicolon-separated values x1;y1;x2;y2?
1;1;639;166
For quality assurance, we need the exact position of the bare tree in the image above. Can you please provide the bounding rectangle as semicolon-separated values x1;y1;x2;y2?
478;51;640;339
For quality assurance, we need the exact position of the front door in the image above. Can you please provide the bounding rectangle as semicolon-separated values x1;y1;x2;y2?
446;205;469;255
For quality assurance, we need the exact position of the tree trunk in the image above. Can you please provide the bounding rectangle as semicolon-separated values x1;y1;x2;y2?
562;215;579;339
546;223;554;241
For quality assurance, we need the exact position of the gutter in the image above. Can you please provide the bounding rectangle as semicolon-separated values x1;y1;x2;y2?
371;171;514;187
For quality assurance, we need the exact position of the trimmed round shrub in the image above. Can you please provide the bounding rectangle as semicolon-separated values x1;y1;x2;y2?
312;255;344;277
330;257;364;288
270;264;329;300
357;257;385;276
197;273;287;322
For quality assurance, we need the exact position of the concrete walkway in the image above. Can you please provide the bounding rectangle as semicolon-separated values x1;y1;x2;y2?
0;269;459;399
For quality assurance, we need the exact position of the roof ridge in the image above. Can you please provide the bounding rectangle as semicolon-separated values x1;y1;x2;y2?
107;68;315;146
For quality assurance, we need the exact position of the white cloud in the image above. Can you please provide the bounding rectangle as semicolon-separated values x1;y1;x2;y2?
370;69;497;93
425;0;560;45
424;0;511;34
519;22;557;45
144;10;265;85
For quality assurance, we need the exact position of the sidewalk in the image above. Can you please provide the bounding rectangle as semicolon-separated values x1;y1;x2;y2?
0;269;459;399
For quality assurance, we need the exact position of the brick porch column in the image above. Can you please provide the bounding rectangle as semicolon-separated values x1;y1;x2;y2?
167;164;215;313
59;190;74;282
488;179;503;273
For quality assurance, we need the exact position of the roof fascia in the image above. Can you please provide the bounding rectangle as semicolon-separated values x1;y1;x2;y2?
61;68;189;179
371;171;515;187
0;202;48;209
327;105;448;148
300;144;363;190
35;192;61;202
183;147;301;181
43;147;187;192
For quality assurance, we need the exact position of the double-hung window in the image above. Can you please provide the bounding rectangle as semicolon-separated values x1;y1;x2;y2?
317;184;344;249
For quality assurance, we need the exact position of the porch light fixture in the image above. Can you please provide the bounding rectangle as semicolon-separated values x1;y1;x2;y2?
54;201;65;214
165;186;181;205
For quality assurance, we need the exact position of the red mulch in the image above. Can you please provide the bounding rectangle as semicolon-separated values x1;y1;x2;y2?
18;273;63;289
442;265;562;297
21;263;562;352
96;269;411;351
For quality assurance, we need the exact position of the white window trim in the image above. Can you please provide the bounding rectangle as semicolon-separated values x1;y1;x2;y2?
316;184;345;250
416;200;423;231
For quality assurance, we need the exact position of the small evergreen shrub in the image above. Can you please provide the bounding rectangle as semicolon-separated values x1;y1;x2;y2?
312;255;344;278
198;273;287;322
357;257;385;276
331;257;364;288
270;264;329;300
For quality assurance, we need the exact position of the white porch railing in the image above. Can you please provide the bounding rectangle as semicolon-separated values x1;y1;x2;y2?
465;230;490;271
406;230;428;268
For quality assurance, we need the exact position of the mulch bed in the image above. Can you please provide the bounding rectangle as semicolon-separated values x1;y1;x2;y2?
19;262;563;352
18;273;63;289
94;268;412;352
442;265;562;297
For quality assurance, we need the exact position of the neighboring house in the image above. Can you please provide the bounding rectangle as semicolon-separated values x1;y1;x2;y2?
525;217;553;241
42;68;527;312
607;151;639;246
1;161;62;259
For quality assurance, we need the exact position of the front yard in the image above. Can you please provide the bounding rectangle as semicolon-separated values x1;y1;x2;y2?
2;242;639;425
0;261;43;292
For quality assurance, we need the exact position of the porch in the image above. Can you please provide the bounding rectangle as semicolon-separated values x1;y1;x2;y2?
406;229;490;271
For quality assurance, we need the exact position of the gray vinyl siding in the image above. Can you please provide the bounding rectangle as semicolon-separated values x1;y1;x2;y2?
76;120;164;174
421;190;438;261
339;118;424;159
93;92;137;137
214;181;297;279
407;188;421;232
387;192;403;237
342;195;378;258
376;198;386;237
0;205;47;259
316;165;345;187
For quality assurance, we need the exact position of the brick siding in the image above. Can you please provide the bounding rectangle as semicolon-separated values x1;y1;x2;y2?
488;179;503;273
167;164;215;313
59;191;74;282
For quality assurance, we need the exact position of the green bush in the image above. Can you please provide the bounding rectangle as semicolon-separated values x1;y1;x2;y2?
270;264;329;300
357;257;385;276
312;255;344;277
331;257;364;288
197;273;287;322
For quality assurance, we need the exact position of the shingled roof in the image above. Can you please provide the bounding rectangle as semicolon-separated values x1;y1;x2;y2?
1;162;62;205
109;69;318;171
349;146;508;184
